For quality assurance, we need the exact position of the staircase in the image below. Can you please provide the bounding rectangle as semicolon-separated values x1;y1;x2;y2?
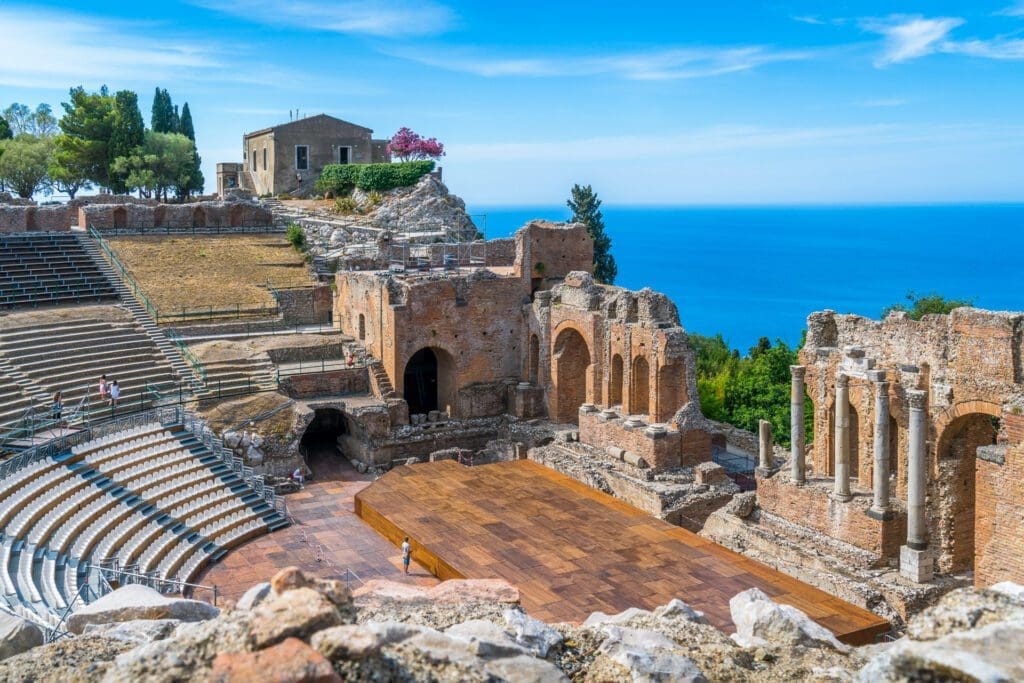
74;233;196;389
194;357;278;402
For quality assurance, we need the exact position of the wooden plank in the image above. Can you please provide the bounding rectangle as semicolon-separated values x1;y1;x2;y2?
355;460;889;645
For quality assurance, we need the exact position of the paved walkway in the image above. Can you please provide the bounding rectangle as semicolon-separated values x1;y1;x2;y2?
197;451;438;602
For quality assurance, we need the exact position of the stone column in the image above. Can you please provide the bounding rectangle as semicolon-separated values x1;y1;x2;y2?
758;419;772;471
790;365;806;484
869;372;891;516
901;389;932;582
832;373;852;501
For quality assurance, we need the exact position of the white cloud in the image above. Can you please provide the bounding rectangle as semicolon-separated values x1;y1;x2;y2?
385;45;810;81
949;38;1024;59
190;0;455;37
995;2;1024;17
862;15;964;66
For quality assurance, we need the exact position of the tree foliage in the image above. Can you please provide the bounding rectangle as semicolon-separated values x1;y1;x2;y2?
112;131;196;201
177;103;204;195
882;291;974;320
385;127;445;161
0;116;11;141
567;184;617;284
108;90;146;194
2;103;58;137
0;134;54;197
150;88;176;134
316;160;435;195
58;86;115;188
690;334;810;448
48;134;92;199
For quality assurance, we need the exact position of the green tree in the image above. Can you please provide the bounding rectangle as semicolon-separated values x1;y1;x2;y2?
48;134;92;199
2;103;57;137
0;116;11;140
112;131;196;201
882;291;974;320
0;134;54;197
58;86;115;188
567;184;617;284
107;90;146;194
723;339;800;446
151;88;179;134
178;102;204;196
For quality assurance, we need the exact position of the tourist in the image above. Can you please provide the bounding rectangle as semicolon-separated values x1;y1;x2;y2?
292;466;305;488
109;379;120;408
346;352;355;368
401;537;411;575
98;374;107;403
51;391;62;422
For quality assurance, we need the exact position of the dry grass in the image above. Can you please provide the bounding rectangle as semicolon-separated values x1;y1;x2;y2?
202;392;295;437
107;235;312;313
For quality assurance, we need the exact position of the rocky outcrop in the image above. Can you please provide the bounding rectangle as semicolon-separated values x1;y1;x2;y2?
0;611;44;661
66;584;220;635
0;570;1021;682
354;174;478;240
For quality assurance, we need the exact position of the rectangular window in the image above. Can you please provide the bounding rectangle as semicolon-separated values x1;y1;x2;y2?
263;147;267;171
250;149;256;172
338;147;350;164
295;145;309;171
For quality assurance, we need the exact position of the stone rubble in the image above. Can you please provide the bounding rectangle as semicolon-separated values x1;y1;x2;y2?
0;568;1019;682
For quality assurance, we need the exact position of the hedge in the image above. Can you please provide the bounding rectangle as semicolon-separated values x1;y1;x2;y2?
316;160;435;195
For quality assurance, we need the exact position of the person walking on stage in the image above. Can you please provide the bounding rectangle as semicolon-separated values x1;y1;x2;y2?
401;537;412;575
108;379;120;408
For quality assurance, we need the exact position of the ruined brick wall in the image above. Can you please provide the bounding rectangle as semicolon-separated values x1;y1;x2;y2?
578;408;683;470
275;285;332;324
513;220;593;282
81;201;273;230
279;368;368;398
0;205;73;232
798;308;1024;584
0;206;31;232
974;413;1024;586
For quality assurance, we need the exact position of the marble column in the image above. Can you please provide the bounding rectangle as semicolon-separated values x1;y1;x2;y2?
833;373;852;501
901;389;932;582
790;365;806;484
758;419;772;471
870;373;891;516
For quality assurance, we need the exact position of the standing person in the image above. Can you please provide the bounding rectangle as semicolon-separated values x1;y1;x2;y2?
98;374;108;403
109;380;120;408
401;537;411;575
51;391;63;423
292;466;305;488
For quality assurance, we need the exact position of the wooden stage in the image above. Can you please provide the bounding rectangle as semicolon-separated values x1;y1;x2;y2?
355;460;889;645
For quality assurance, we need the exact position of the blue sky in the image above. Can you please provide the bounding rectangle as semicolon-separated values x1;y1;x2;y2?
1;1;1022;204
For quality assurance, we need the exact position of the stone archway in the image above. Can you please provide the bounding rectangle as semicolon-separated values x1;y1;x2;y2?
112;206;127;229
229;204;243;227
402;347;456;417
552;328;591;424
631;356;650;417
192;206;206;229
936;410;999;574
610;354;624;406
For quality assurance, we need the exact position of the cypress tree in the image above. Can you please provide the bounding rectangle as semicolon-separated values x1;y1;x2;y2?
151;88;174;133
177;102;204;196
108;90;146;194
567;184;617;284
179;102;195;141
171;104;180;134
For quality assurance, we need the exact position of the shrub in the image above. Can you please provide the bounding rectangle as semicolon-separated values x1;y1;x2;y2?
285;223;306;251
316;160;434;195
366;190;384;206
335;197;357;214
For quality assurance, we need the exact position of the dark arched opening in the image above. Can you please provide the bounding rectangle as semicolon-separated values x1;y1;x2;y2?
553;328;591;424
300;408;348;475
529;334;540;383
610;354;624;406
112;206;127;229
631;356;650;417
403;348;455;416
358;314;366;341
192;206;206;228
229;204;243;227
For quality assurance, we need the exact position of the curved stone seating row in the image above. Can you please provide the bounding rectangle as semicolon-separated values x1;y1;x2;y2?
0;420;287;628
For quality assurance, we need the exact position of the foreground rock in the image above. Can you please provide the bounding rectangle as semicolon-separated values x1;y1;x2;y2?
729;587;851;653
66;584;220;635
0;611;44;661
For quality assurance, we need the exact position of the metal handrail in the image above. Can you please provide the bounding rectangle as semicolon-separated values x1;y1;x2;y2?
164;330;208;384
88;226;161;320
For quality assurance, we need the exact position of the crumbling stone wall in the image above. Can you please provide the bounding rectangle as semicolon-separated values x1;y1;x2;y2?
793;308;1024;585
279;368;368;398
275;286;333;325
0;205;73;232
80;201;272;231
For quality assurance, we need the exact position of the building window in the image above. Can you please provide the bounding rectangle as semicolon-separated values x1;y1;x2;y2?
338;147;350;164
263;147;267;171
295;145;309;171
250;149;256;172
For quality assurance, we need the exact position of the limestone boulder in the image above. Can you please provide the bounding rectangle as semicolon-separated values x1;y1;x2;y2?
82;618;178;644
223;430;242;449
209;636;341;683
990;581;1024;600
905;585;1024;641
653;598;708;624
0;611;44;661
858;618;1024;682
504;608;564;657
445;618;528;659
583;606;651;628
729;587;850;653
724;491;756;518
66;584;219;635
236;582;273;611
597;625;707;683
311;624;385;661
250;587;348;648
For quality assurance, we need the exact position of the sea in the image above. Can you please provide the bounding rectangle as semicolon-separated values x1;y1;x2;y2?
468;204;1024;353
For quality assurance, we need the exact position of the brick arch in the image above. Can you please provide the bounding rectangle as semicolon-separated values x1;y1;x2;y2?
630;356;650;417
400;346;457;418
192;206;206;229
551;326;592;424
609;353;624;406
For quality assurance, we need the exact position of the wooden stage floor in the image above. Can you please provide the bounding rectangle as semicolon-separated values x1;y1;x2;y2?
355;459;889;645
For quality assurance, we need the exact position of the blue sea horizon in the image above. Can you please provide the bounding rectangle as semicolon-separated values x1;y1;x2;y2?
468;203;1024;352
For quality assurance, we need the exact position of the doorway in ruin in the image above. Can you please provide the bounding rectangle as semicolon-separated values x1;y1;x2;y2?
553;328;591;424
936;412;999;574
528;334;540;383
610;354;624;406
631;356;650;417
229;204;243;227
112;206;127;229
403;347;455;416
192;206;206;228
300;408;348;477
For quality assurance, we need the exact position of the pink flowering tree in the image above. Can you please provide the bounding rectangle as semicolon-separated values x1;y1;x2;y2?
386;127;445;162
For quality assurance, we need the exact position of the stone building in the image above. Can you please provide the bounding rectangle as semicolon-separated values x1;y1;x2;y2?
707;307;1024;606
217;114;390;197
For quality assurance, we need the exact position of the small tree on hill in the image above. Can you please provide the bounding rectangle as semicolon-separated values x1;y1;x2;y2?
567;184;617;284
0;134;53;198
882;291;974;320
386;127;445;161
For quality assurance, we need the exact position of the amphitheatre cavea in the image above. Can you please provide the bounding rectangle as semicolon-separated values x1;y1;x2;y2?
1;2;1022;680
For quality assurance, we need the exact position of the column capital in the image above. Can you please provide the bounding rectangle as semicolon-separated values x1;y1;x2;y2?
790;365;806;379
836;373;849;388
874;379;890;393
907;389;928;410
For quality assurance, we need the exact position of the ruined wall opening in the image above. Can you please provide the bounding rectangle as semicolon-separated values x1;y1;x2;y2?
403;347;456;417
631;356;650;417
192;206;206;229
937;412;999;573
112;206;127;229
529;334;540;383
656;363;687;422
889;414;900;488
300;408;348;474
610;354;624;406
849;404;860;482
553;328;591;424
358;314;366;341
229;204;243;227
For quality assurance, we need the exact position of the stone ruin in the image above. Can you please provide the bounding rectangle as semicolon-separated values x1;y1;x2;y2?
80;200;272;231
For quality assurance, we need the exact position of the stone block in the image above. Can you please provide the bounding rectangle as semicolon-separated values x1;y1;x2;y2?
900;546;934;583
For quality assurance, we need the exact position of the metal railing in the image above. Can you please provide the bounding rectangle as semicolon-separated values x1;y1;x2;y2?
164;330;208;384
88;226;161;320
275;358;361;380
91;224;284;237
92;558;219;605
